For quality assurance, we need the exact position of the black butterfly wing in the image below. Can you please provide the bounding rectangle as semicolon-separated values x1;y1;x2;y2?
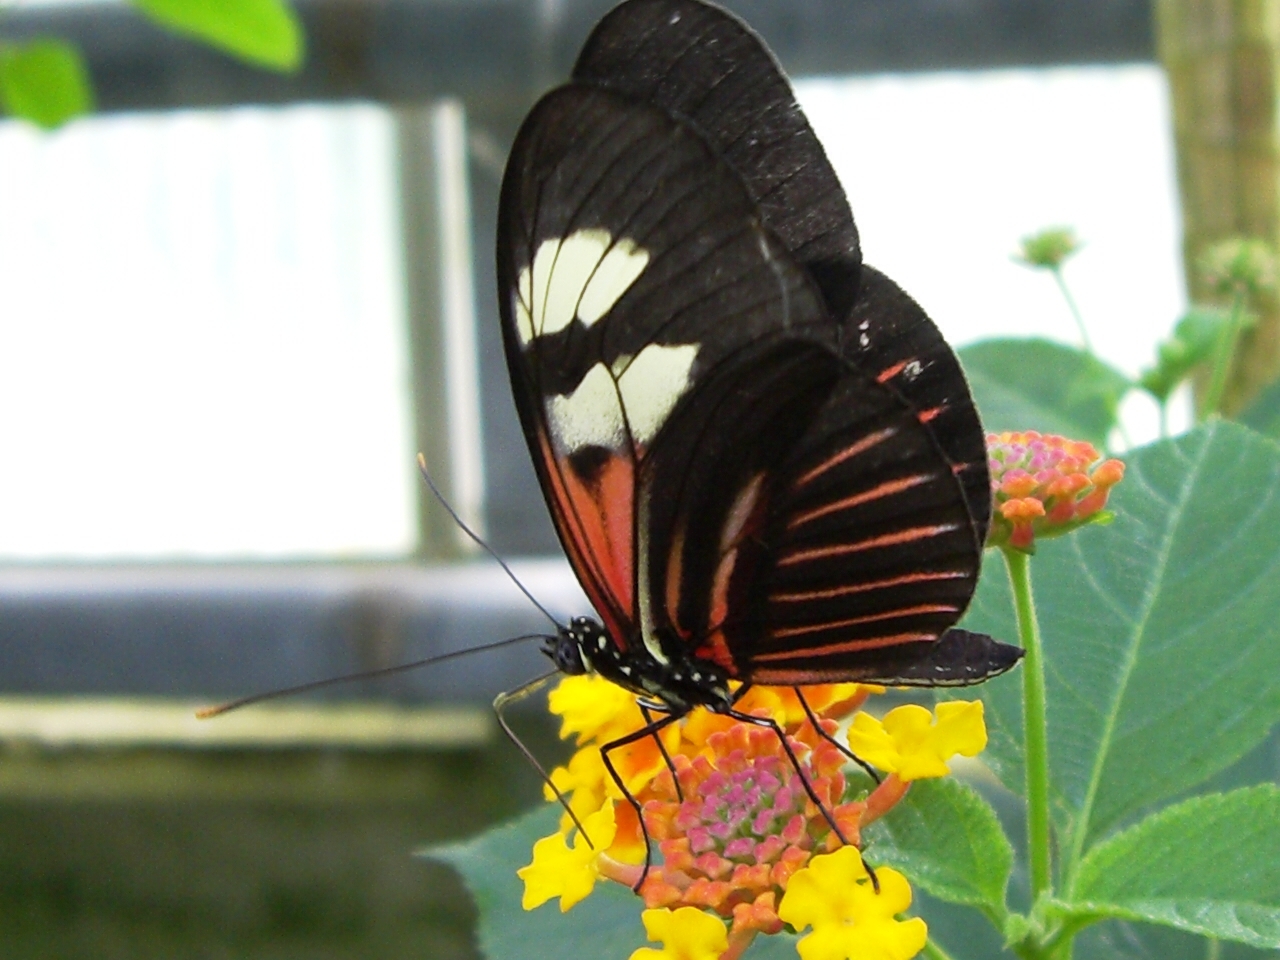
500;0;1015;687
573;0;862;320
839;268;994;547
642;307;1019;687
574;0;992;548
497;83;837;654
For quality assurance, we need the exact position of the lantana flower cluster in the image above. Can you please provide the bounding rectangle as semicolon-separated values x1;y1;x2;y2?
987;431;1125;552
518;677;989;960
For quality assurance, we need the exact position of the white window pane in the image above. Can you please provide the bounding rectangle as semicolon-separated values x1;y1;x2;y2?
798;65;1184;384
0;104;417;559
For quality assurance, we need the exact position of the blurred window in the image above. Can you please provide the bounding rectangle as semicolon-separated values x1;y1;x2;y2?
0;65;1182;561
0;103;418;559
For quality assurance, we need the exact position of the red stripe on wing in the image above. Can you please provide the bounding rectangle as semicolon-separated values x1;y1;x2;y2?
778;523;960;567
876;360;908;383
535;428;635;647
786;473;935;530
771;569;968;603
770;603;961;640
753;631;937;662
792;427;896;489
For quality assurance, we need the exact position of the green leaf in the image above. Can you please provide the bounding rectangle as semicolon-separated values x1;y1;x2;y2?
422;804;798;959
0;39;93;129
959;422;1280;852
130;0;303;71
1239;378;1280;440
862;778;1013;925
1075;918;1277;960
423;805;646;960
1065;785;1280;949
959;338;1131;448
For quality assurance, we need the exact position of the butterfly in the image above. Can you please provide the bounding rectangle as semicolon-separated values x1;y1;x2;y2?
497;0;1023;779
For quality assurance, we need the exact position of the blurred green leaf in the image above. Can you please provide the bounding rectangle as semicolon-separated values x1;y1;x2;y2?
958;422;1280;852
423;804;798;960
1065;786;1280;949
130;0;303;71
0;39;93;129
423;805;646;960
960;338;1131;448
1239;378;1280;440
863;777;1012;925
1074;918;1277;960
1139;308;1237;403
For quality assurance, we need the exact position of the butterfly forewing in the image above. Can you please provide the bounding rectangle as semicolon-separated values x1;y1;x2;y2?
573;0;862;320
573;0;991;547
498;83;838;657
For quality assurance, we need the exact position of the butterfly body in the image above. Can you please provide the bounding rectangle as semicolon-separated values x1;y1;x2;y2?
547;616;734;714
501;0;1023;710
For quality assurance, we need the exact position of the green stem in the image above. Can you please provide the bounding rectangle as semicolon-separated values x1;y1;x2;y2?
1052;266;1094;356
1158;398;1170;439
1050;265;1134;450
922;937;957;960
1004;548;1053;900
1200;290;1245;419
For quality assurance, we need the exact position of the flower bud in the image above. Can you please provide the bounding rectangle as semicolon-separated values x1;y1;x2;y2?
986;431;1125;553
1016;227;1080;269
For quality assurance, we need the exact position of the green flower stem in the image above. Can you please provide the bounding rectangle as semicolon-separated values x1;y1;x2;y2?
1003;548;1053;901
1052;266;1094;356
1199;290;1246;419
1051;266;1133;449
922;937;957;960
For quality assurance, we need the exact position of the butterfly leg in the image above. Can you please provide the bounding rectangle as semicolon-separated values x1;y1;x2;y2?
723;705;881;893
639;702;685;802
599;710;685;891
722;706;850;844
493;671;592;844
792;686;882;784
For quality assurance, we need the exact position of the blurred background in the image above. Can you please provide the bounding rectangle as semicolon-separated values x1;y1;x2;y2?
0;0;1273;957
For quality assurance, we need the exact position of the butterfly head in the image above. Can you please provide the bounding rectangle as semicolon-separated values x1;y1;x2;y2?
542;615;603;677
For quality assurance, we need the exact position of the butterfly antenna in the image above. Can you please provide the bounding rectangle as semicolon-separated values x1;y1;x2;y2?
196;633;550;719
493;670;592;843
417;453;561;629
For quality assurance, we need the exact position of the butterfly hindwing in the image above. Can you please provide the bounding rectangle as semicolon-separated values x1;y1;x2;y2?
640;324;993;685
840;267;993;546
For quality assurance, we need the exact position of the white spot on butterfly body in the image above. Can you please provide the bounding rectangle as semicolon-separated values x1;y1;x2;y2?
547;342;699;452
903;359;925;380
514;230;649;345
